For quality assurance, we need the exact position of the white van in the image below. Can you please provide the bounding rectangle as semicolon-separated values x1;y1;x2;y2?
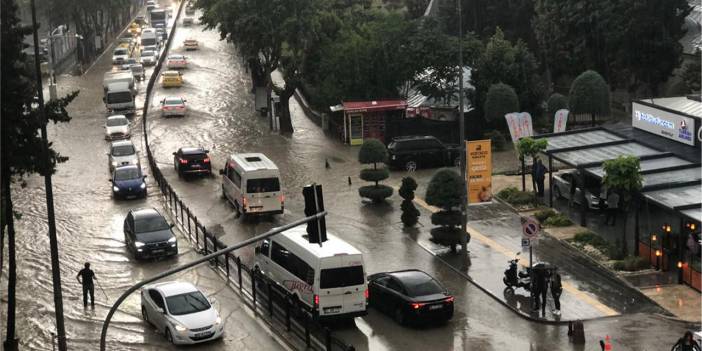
220;153;284;218
254;226;367;320
141;28;159;48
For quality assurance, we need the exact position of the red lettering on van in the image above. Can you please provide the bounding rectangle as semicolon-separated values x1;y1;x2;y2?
283;280;313;293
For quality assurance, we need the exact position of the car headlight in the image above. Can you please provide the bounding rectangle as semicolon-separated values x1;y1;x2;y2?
111;161;118;166
140;183;146;189
174;323;187;333
215;316;222;325
112;186;120;192
134;241;145;248
168;236;177;243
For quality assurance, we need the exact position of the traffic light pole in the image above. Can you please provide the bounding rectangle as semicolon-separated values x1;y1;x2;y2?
99;211;327;350
312;184;323;247
457;0;469;268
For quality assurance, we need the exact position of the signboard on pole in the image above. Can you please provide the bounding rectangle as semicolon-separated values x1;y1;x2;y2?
553;109;569;133
632;102;695;146
505;112;534;143
466;140;492;203
521;216;540;239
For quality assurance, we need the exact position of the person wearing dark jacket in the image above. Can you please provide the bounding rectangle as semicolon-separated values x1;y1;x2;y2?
532;267;548;314
533;159;547;198
77;262;97;308
550;268;563;315
672;331;701;351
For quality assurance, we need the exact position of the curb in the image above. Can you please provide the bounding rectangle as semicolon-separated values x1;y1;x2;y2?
493;196;682;321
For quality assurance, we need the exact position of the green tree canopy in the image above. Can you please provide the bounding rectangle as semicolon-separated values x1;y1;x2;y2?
358;138;388;164
569;70;610;122
425;168;463;210
546;93;568;115
602;156;643;195
516;137;548;160
682;58;701;93
484;82;519;128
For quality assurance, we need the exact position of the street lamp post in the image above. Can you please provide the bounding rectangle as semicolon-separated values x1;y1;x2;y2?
457;0;469;265
30;1;68;350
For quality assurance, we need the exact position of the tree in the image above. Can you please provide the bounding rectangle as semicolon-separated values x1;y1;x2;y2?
682;58;701;93
602;156;643;256
425;168;467;252
569;70;610;126
358;139;393;202
472;28;543;119
2;0;76;348
516;137;548;196
399;177;420;226
404;0;429;18
546;93;568;116
484;82;518;130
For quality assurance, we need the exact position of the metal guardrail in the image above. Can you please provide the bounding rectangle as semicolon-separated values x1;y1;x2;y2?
135;2;355;350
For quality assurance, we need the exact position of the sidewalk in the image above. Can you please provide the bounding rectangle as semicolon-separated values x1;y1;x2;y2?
404;192;667;322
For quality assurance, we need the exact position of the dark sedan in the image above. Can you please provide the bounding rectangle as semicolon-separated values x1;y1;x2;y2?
111;165;147;199
368;270;454;326
123;208;178;260
173;147;212;177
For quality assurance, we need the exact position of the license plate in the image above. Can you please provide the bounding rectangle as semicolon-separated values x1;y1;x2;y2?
429;304;442;310
191;164;201;168
323;306;341;313
194;331;211;338
153;249;164;254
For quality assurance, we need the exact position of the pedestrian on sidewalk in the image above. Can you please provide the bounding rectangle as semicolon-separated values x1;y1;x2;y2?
605;191;619;226
671;331;701;351
550;268;562;315
76;262;97;308
534;159;547;198
568;177;577;207
532;267;548;314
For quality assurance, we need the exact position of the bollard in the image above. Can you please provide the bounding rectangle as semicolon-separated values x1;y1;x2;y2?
225;252;230;277
325;327;332;351
180;202;184;224
237;257;242;291
285;297;291;331
186;208;191;235
304;313;311;347
194;219;199;248
202;226;208;255
252;269;257;311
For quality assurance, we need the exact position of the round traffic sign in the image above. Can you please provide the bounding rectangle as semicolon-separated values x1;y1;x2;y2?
522;217;540;239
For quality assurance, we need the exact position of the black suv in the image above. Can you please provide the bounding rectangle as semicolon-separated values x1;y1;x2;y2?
386;136;461;171
173;147;212;177
123;208;177;260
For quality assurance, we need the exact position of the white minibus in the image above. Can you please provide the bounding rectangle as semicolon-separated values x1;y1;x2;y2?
220;153;284;218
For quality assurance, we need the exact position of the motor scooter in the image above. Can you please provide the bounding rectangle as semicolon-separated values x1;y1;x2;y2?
503;253;531;291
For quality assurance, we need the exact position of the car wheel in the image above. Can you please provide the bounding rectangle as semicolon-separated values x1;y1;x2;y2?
165;328;174;344
141;306;149;324
405;160;417;172
554;186;562;199
393;307;405;325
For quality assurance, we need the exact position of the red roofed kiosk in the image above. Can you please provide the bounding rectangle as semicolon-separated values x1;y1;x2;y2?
335;100;407;145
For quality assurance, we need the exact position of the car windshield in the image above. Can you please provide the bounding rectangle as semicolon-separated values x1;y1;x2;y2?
166;291;211;316
106;91;132;104
135;215;169;232
114;48;128;55
106;118;128;127
164;98;183;105
114;167;140;181
396;272;443;297
182;152;206;160
112;144;135;156
142;50;155;57
320;266;364;289
246;177;280;193
169;55;184;60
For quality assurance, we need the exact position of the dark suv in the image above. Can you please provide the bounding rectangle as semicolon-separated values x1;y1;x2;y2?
173;147;211;177
386;136;461;171
123;208;177;260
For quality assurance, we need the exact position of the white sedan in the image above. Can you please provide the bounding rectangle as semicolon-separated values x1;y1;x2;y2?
161;96;187;117
141;281;224;345
166;54;187;69
104;115;130;140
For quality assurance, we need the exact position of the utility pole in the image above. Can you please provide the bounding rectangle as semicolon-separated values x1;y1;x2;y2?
30;0;68;349
457;0;469;267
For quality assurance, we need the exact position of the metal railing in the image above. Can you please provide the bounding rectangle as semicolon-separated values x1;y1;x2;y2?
130;1;355;350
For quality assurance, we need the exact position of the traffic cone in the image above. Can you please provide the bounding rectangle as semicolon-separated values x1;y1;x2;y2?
604;335;612;350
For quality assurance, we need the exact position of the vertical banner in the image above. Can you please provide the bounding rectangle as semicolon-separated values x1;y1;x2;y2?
505;112;534;142
554;109;569;133
467;140;493;204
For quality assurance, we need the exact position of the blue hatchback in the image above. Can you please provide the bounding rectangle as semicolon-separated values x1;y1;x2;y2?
111;165;147;199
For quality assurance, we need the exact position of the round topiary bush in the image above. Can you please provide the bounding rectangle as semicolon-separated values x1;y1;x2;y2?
484;83;519;130
358;139;393;202
426;168;466;252
360;168;390;183
359;185;394;202
399;177;420;226
546;93;568;115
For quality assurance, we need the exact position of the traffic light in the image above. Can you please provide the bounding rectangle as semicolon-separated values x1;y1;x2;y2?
303;184;327;244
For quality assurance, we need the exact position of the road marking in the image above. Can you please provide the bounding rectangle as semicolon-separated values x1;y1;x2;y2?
409;191;619;317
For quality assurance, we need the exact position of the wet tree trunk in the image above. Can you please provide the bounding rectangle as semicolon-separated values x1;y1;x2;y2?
278;85;295;133
2;171;18;350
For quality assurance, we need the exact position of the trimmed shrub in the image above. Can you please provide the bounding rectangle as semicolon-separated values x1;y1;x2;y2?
360;168;390;183
399;177;419;227
358;139;388;164
359;185;393;202
429;227;469;252
612;256;649;271
484;83;519;130
546;93;568;115
431;211;464;227
399;176;418;201
542;213;573;227
534;208;556;222
426;168;465;252
484;130;508;151
496;186;535;206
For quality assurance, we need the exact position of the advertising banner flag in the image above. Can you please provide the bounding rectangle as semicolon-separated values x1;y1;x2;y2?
554;109;569;133
467;140;493;204
505;112;533;142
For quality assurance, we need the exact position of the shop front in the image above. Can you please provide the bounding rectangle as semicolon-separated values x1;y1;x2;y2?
335;100;407;145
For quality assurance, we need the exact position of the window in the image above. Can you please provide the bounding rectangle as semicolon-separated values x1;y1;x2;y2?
106;91;133;104
166;291;210;316
114;167;141;181
106;118;128;127
385;279;405;295
270;242;313;285
320;266;364;289
260;239;270;256
246;177;280;193
149;290;165;309
271;242;289;267
227;167;241;187
135;215;169;233
403;277;443;297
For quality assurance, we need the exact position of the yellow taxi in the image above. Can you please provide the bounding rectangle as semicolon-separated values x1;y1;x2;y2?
161;70;183;88
128;22;141;36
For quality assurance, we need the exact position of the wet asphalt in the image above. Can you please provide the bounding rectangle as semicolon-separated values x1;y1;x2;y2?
2;2;699;350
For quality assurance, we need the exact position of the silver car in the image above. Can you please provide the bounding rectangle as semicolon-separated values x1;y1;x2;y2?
551;170;605;209
141;50;157;66
108;140;139;172
104;115;130;140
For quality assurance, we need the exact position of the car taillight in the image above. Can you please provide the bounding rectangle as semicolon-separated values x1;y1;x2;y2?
445;296;454;303
179;159;188;164
242;197;248;209
279;194;285;203
411;302;424;310
364;288;369;299
203;157;210;163
314;294;319;307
